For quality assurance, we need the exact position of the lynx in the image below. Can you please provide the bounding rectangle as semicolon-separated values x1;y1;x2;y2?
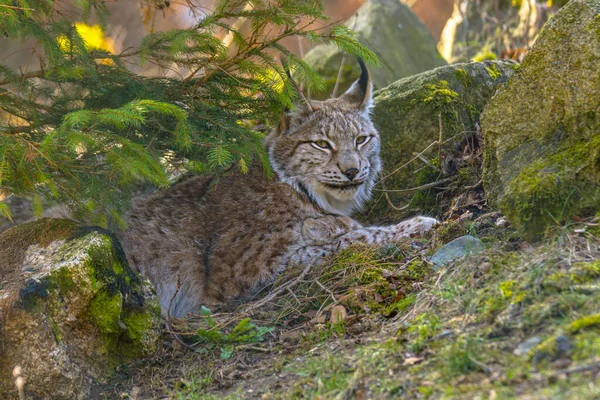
117;61;437;317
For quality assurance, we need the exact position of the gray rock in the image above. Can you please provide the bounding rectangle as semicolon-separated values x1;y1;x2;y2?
555;334;573;356
514;336;542;356
429;235;485;268
303;0;445;99
532;334;573;365
0;219;161;399
481;0;600;240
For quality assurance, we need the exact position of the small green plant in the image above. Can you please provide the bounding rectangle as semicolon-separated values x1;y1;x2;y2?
196;307;273;359
303;321;347;345
173;373;214;400
404;312;442;351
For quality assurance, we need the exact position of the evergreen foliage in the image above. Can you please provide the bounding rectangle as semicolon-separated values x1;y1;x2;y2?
0;0;377;227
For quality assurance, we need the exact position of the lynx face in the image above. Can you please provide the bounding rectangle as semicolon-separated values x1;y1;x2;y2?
267;67;381;216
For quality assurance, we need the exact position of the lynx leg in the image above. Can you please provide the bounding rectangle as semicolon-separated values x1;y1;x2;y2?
291;216;438;266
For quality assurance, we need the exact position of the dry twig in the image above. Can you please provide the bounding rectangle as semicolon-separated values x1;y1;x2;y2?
374;178;452;194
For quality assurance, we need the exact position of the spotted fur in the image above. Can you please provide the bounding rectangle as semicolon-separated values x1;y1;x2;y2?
117;66;437;317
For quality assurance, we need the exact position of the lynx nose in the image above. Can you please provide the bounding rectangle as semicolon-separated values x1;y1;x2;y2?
343;168;359;181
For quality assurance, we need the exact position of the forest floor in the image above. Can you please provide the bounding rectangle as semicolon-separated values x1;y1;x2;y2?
99;215;600;399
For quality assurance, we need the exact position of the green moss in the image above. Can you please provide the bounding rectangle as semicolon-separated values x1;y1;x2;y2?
439;337;480;378
482;295;506;320
86;236;142;296
545;271;571;288
123;310;155;342
112;261;124;275
49;266;79;293
545;261;600;290
501;137;600;240
472;50;497;62
420;80;459;109
318;64;359;99
303;321;347;345
571;330;600;361
532;334;566;361
48;316;63;342
88;290;123;334
454;68;471;87
329;245;433;316
484;64;501;80
567;313;600;334
590;13;600;39
570;261;600;283
434;220;467;244
384;294;416;316
406;259;430;280
404;312;442;351
499;280;516;298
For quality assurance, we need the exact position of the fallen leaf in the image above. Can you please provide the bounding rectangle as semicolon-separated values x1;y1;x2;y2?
403;356;424;365
459;211;473;221
280;330;301;341
302;310;318;318
330;305;348;323
355;388;367;400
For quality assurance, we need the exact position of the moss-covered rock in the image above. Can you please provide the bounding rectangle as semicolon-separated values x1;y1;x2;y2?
481;0;600;240
0;219;161;399
303;0;446;99
360;60;516;223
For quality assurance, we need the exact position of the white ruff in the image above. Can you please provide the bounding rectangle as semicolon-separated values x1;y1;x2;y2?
278;173;372;216
306;181;370;216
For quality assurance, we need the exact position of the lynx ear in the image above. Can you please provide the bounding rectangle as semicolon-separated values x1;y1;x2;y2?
264;113;287;148
339;57;372;111
264;106;296;147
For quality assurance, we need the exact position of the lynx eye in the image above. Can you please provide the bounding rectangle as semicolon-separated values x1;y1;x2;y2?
313;140;331;149
356;136;370;146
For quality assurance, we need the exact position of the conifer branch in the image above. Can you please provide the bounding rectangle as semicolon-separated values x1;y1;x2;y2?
0;71;44;86
0;0;378;226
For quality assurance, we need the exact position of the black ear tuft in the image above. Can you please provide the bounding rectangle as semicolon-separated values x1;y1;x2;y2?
339;57;373;111
357;57;369;98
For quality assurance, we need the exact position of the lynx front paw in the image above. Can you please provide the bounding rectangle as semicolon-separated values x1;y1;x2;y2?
396;216;439;236
414;216;439;233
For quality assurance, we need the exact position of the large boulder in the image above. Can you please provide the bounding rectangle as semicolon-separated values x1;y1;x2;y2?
481;0;600;240
0;219;161;399
438;0;556;63
360;60;517;223
303;0;446;99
